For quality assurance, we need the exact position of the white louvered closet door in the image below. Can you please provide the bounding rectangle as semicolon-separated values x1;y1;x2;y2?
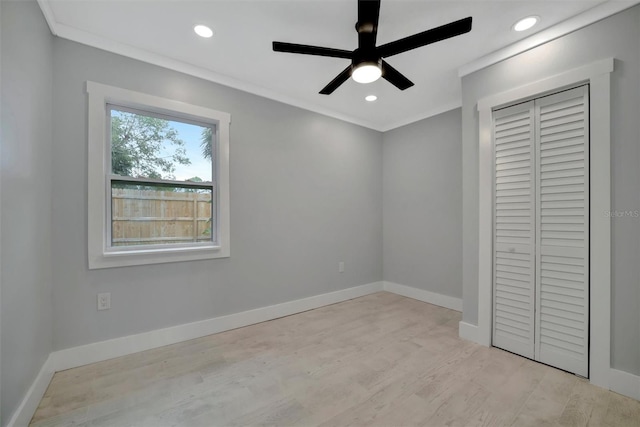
492;85;589;378
535;86;589;377
492;101;536;359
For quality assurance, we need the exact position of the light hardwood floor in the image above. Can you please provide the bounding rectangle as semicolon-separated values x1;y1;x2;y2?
32;292;640;426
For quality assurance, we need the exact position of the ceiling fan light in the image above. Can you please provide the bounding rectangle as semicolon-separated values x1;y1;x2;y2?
352;63;382;84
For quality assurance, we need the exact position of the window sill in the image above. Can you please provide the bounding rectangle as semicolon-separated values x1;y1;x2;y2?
89;244;229;269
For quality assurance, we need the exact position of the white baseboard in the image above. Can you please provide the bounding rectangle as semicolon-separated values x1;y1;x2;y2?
458;321;480;343
383;281;462;311
50;280;461;373
610;368;640;401
6;355;55;427
8;280;461;427
51;281;383;372
12;280;639;427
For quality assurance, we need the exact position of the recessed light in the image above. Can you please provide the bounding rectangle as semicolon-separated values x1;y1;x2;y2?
365;95;378;102
513;16;539;32
194;25;213;38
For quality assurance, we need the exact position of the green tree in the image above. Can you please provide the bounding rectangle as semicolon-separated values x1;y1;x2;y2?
183;176;207;193
111;111;190;179
200;127;213;160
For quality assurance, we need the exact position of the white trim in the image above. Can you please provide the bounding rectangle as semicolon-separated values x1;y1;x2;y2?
36;11;382;132
477;103;495;348
35;0;57;36
458;321;479;342
6;356;55;427
49;280;470;373
8;282;638;426
477;58;614;111
610;369;640;401
86;81;231;269
383;281;462;311
476;58;613;388
36;1;639;132
459;1;639;77
588;70;612;389
50;282;383;372
377;100;462;132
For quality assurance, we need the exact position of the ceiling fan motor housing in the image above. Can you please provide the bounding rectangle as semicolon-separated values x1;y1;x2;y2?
272;0;472;94
351;48;381;75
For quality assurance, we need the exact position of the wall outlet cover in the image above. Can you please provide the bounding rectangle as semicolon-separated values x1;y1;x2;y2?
97;293;111;310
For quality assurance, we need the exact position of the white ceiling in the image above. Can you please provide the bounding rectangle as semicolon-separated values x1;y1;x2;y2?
41;0;630;130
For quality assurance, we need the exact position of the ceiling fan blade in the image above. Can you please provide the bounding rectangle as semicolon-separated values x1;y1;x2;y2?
377;16;472;58
320;66;352;95
357;0;381;48
273;41;353;59
381;60;414;90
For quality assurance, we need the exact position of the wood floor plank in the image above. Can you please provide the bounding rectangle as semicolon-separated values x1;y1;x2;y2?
30;292;640;426
511;367;578;426
600;391;640;427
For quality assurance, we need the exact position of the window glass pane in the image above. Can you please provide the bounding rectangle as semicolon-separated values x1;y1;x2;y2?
110;107;214;182
111;181;215;247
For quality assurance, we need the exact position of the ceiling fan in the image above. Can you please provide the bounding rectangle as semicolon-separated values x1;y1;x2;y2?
272;0;472;95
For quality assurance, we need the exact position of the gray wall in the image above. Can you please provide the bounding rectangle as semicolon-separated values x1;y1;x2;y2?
461;6;640;375
383;109;462;298
51;38;383;350
5;3;639;421
0;1;54;424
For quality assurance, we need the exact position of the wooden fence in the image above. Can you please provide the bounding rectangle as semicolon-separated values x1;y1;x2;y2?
111;188;213;246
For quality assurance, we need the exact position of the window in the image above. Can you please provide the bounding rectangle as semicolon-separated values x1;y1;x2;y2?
87;82;230;269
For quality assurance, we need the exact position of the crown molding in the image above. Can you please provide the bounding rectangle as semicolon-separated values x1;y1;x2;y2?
459;0;640;77
36;1;384;132
36;0;57;36
37;0;640;133
379;100;462;132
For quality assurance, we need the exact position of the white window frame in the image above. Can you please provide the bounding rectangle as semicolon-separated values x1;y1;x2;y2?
87;81;231;269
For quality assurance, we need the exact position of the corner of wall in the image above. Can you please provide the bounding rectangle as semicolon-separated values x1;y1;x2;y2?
1;0;56;424
5;357;54;427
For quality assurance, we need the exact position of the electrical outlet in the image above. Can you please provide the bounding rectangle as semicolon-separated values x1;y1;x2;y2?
97;293;111;310
338;261;345;273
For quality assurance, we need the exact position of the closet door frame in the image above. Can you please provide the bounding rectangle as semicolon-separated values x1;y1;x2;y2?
474;58;612;389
